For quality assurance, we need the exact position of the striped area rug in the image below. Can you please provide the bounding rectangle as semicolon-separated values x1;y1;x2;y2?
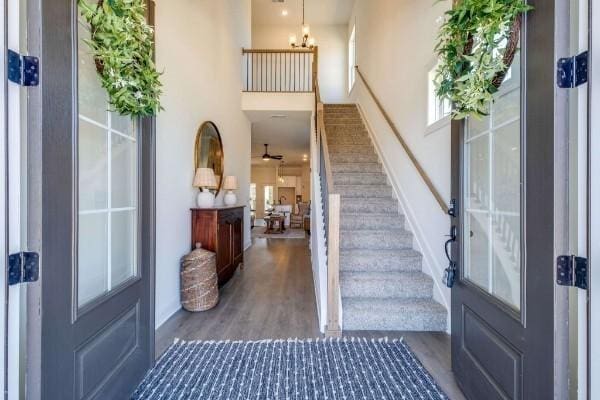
132;338;449;400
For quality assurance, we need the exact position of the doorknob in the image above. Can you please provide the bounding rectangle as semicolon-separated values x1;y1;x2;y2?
443;225;457;288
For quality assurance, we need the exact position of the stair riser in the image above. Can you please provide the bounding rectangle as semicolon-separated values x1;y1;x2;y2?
327;136;371;145
341;231;413;250
343;312;446;331
340;255;422;272
341;278;433;299
327;130;369;138
325;123;365;129
341;199;398;213
325;114;361;120
324;106;358;111
325;119;364;125
330;153;379;163
334;173;387;185
332;163;381;173
328;145;375;155
326;125;366;132
341;214;404;230
336;185;392;198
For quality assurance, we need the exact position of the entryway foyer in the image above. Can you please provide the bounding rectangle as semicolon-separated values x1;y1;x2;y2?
155;237;465;400
3;0;597;398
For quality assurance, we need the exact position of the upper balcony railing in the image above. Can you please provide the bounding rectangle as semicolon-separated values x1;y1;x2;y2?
242;48;318;93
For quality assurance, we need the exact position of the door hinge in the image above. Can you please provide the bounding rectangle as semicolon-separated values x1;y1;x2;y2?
556;255;587;290
557;51;588;88
8;252;40;286
7;49;39;87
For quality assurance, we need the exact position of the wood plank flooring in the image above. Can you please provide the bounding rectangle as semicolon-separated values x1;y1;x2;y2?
156;236;466;400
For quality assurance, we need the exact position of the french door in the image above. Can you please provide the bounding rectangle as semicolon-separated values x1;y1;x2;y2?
38;0;155;398
450;1;566;398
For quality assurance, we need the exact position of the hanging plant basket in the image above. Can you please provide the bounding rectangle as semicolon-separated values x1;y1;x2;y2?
79;0;163;117
435;0;532;119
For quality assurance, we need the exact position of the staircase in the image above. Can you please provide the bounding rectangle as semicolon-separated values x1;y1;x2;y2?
323;103;447;331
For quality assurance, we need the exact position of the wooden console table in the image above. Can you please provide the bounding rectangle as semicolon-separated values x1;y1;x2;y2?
191;206;245;286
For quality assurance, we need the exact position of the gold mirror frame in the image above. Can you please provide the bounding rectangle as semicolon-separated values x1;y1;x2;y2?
194;121;224;197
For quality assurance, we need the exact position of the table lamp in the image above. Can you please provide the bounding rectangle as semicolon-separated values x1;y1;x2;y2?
193;168;217;208
223;176;238;206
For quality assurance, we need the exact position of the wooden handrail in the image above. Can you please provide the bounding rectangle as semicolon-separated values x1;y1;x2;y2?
355;67;449;214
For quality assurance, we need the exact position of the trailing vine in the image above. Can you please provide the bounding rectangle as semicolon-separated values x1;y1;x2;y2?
435;0;532;119
79;0;162;117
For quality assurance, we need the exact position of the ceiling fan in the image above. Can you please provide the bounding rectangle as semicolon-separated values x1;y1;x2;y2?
254;144;283;161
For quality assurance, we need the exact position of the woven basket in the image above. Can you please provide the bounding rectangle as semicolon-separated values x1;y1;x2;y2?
180;244;219;312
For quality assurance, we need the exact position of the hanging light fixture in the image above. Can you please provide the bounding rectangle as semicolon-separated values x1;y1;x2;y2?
289;0;316;49
278;161;285;183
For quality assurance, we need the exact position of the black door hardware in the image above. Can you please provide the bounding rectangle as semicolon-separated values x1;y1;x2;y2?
443;225;457;288
448;199;457;218
556;255;587;290
8;252;40;285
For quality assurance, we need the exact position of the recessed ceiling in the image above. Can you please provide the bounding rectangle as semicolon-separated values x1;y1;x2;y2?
252;0;355;26
248;110;311;165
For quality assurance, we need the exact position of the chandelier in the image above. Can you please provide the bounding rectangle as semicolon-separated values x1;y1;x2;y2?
289;0;315;49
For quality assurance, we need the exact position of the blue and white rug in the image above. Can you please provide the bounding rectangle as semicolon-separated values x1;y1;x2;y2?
132;338;449;400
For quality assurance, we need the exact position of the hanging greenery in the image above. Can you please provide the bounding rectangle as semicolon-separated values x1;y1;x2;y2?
79;0;163;117
434;0;532;119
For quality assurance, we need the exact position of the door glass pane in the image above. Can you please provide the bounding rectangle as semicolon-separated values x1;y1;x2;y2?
111;210;137;288
111;132;137;208
464;49;521;310
77;11;139;308
79;120;108;211
78;214;108;306
77;20;107;124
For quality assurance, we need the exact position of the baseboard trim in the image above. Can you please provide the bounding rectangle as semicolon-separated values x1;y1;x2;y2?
155;299;182;330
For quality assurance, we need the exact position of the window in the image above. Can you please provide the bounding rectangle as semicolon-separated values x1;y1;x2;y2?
348;25;356;92
264;185;274;213
249;183;257;211
427;65;451;127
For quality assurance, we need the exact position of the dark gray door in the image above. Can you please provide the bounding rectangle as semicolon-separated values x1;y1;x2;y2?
40;0;155;398
450;2;558;399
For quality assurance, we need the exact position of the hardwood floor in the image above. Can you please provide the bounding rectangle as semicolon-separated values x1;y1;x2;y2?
156;236;466;400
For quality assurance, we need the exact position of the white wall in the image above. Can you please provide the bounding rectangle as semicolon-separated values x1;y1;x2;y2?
154;0;252;328
349;0;452;314
252;24;349;103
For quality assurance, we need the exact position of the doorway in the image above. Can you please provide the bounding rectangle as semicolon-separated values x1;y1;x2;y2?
450;1;571;398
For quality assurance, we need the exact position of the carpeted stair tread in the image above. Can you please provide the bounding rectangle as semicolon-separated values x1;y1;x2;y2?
333;172;387;185
341;271;434;299
328;144;375;154
341;229;413;250
342;297;447;331
331;162;381;173
330;152;379;163
340;213;404;229
335;184;393;198
341;197;398;213
340;249;422;272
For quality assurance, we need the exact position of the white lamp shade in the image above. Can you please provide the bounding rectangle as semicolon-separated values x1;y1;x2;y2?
302;24;310;36
289;34;297;46
223;176;238;190
193;168;217;188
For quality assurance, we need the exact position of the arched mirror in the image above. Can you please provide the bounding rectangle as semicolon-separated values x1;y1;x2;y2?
194;121;224;196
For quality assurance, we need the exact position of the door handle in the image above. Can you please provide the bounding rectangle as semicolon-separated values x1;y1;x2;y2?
443;226;457;288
